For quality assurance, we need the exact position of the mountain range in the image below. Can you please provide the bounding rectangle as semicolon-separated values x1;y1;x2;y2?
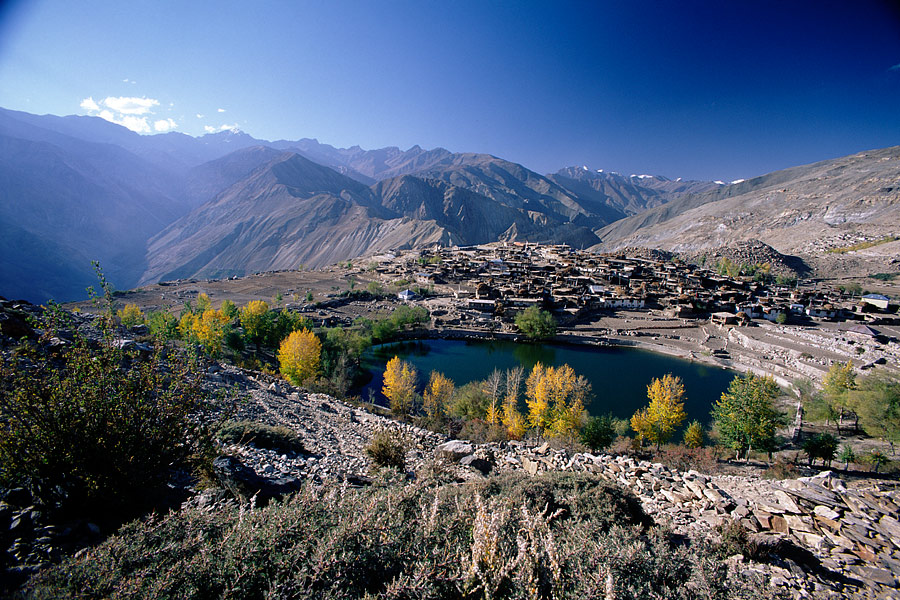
1;106;897;302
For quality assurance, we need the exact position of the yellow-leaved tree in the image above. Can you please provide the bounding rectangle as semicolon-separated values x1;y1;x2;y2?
117;303;145;327
278;329;322;385
383;356;418;417
502;366;527;439
631;373;687;449
240;300;271;350
525;363;553;433
525;362;590;438
192;308;231;356
423;371;454;424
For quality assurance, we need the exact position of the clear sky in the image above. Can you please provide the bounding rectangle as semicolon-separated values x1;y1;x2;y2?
1;0;898;181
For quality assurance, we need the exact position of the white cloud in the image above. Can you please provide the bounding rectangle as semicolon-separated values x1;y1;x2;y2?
204;123;240;134
217;108;226;113
80;97;100;111
196;113;205;119
154;118;177;132
102;96;159;115
97;109;151;133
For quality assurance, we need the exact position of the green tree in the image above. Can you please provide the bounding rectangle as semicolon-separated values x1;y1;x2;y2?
838;445;856;470
147;310;178;340
711;373;781;461
849;374;900;453
802;433;838;467
220;299;238;320
823;362;857;433
631;374;687;450
580;414;616;452
515;306;557;340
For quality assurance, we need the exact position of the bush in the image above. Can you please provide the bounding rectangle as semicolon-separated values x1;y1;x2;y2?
802;433;838;466
25;472;772;600
761;460;801;480
0;307;208;517
580;413;616;452
365;429;407;470
216;420;305;454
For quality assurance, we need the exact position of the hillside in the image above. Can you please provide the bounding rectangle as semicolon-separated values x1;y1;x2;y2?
593;147;900;271
0;108;701;302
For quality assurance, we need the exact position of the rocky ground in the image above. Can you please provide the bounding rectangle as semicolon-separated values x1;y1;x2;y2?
197;368;900;599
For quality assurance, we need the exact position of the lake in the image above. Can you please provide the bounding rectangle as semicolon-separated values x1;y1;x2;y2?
359;338;736;423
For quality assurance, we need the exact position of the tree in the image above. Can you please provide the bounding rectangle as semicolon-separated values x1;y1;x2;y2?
630;374;687;450
196;292;212;312
240;300;272;350
192;308;231;356
278;329;322;385
803;433;838;466
423;371;454;425
502;366;527;439
382;356;417;417
848;374;900;453
514;306;557;340
117;303;145;327
838;445;856;470
524;363;590;438
220;299;238;320
823;362;857;433
581;414;616;452
484;368;504;425
711;373;780;461
683;420;704;449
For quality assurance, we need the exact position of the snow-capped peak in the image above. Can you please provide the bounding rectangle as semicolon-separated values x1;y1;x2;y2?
731;178;745;184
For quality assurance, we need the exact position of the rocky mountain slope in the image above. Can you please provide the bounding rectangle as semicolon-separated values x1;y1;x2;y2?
593;147;900;261
0;108;701;302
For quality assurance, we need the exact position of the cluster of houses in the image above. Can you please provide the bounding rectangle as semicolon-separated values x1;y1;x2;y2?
373;243;898;329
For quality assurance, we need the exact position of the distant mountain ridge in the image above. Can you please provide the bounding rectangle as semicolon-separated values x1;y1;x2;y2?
4;106;895;303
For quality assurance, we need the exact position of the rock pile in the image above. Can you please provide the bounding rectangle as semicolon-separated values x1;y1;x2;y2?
436;441;900;598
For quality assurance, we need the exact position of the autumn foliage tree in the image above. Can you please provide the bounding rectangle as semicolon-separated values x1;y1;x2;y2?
502;366;527;439
631;374;687;449
423;371;454;425
116;303;145;327
240;300;271;350
383;356;418;417
278;329;322;385
525;363;590;438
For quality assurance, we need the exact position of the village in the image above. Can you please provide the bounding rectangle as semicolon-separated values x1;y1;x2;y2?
358;242;900;385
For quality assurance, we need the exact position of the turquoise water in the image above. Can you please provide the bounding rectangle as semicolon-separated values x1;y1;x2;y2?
359;339;736;423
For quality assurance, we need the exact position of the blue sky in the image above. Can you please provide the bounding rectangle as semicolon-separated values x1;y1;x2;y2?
0;0;898;181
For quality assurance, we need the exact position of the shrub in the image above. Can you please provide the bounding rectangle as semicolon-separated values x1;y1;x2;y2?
580;413;616;452
0;308;208;517
25;472;771;600
216;420;305;454
683;420;705;448
761;460;801;480
365;429;407;470
802;433;838;466
116;303;145;327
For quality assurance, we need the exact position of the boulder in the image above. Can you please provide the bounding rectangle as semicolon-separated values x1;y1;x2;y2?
212;455;303;506
435;440;474;462
460;455;493;475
